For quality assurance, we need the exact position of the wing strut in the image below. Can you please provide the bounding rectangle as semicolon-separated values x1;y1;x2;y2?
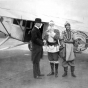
0;36;10;46
0;17;28;50
0;17;11;36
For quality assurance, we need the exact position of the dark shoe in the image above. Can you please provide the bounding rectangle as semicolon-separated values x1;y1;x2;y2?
34;76;42;79
62;72;67;77
47;72;54;76
38;74;44;76
71;73;76;77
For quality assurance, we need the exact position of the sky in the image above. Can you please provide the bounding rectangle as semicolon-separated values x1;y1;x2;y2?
0;0;88;31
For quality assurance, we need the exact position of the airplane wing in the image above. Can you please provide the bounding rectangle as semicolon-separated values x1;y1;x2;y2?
0;0;88;36
0;0;87;28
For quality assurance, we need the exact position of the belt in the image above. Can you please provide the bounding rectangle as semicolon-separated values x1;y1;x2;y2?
47;41;58;46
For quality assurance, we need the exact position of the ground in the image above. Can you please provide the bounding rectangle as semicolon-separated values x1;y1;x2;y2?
0;38;88;88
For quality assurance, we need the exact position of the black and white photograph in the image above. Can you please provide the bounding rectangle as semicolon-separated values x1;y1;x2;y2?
0;0;88;88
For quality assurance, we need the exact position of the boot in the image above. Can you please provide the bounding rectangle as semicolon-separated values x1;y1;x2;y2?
71;66;76;77
62;67;68;77
47;63;54;76
55;64;59;77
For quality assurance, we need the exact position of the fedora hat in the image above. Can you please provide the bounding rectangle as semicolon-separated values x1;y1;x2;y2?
35;18;42;23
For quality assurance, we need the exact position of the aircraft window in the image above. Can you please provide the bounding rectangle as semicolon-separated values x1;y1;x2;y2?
22;20;33;29
13;19;21;25
26;21;33;29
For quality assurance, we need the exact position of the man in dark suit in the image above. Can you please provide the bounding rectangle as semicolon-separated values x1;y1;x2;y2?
31;18;44;79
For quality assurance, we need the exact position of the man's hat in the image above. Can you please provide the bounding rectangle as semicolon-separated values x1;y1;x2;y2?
35;18;42;23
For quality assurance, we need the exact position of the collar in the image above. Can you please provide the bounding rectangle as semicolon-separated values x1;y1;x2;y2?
35;25;39;29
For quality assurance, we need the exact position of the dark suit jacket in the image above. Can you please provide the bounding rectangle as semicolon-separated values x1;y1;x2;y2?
31;26;44;63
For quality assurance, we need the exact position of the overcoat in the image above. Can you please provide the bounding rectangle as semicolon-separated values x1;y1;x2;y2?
31;27;44;63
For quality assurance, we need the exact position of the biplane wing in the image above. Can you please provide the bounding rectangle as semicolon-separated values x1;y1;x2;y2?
0;0;88;53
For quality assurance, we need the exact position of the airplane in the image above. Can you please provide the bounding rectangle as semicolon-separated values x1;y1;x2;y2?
0;0;88;53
